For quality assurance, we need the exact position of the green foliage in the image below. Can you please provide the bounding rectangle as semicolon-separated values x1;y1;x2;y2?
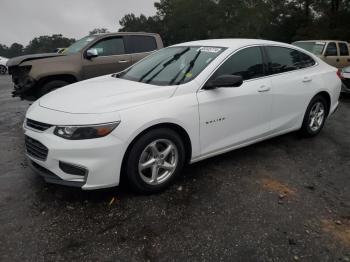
24;34;75;54
119;0;350;45
89;28;110;35
0;34;75;58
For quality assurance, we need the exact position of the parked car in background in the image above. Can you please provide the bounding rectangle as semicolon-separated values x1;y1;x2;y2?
23;39;341;193
8;32;163;100
293;40;350;68
340;66;350;92
0;56;9;75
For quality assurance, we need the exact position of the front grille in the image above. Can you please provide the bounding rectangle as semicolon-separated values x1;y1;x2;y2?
26;119;52;131
25;136;48;161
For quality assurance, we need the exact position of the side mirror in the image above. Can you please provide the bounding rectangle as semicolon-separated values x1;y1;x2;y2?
204;74;243;90
86;48;98;59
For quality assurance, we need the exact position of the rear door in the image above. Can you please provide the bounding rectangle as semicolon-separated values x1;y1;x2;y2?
338;42;350;68
82;36;132;79
124;35;159;64
323;42;340;68
264;46;319;133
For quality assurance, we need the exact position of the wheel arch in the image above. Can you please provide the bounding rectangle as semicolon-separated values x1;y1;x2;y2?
37;74;78;87
120;122;193;181
314;91;331;117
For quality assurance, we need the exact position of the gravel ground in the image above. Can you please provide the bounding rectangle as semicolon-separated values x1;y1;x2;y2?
0;74;349;262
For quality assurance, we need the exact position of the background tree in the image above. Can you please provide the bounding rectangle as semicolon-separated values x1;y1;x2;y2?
89;28;110;35
119;0;350;45
24;34;75;54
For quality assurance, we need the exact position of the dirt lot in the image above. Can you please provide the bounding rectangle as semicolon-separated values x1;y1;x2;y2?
0;74;349;261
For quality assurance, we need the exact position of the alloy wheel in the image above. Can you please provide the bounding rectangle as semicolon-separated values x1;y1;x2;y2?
138;139;178;185
309;102;325;132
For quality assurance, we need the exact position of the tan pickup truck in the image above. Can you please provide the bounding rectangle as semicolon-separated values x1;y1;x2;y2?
293;40;350;68
8;32;163;100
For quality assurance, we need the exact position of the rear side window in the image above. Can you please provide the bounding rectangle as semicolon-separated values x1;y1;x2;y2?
325;42;338;56
265;46;315;75
298;52;316;68
339;43;349;56
211;47;264;81
91;37;125;56
125;36;158;54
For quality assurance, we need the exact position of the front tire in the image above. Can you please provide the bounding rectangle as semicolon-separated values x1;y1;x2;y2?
125;128;186;194
300;95;328;137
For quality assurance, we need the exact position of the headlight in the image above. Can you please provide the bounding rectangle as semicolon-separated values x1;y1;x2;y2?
54;122;120;140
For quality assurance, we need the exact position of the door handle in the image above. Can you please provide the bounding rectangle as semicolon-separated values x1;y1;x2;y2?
258;85;271;92
118;60;130;64
303;76;312;83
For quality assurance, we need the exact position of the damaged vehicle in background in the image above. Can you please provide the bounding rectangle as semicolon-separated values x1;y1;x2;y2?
7;32;163;100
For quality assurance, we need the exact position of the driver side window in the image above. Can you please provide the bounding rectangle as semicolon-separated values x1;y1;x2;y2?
91;37;125;56
210;47;264;81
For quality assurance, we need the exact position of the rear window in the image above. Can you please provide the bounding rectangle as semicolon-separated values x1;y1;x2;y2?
292;41;325;56
125;35;158;54
265;46;315;75
339;43;349;56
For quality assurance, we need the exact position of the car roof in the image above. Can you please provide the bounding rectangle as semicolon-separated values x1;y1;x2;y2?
294;40;348;43
174;38;293;49
92;32;160;38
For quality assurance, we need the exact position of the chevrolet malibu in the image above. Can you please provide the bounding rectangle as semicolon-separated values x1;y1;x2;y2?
24;39;341;193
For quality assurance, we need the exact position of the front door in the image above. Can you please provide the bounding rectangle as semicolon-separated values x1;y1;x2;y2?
197;46;272;156
82;36;132;79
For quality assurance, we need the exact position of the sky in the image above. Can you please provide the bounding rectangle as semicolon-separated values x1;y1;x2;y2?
0;0;157;46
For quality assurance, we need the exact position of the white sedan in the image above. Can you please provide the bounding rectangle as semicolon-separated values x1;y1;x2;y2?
0;56;8;74
24;39;341;193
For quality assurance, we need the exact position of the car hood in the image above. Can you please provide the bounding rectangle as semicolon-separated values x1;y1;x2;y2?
7;53;65;67
39;75;177;114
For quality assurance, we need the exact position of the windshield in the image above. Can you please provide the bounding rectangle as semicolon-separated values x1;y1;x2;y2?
65;36;96;54
118;46;226;86
293;41;325;55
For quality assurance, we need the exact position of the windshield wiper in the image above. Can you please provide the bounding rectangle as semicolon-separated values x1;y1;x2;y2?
112;71;126;78
144;47;191;84
138;58;168;82
172;50;202;85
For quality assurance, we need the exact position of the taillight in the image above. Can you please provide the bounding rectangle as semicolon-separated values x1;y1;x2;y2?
336;69;343;79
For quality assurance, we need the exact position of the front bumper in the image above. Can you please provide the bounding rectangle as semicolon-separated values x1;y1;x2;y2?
24;126;127;190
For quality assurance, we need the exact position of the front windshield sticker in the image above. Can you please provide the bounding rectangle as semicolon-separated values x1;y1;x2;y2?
86;37;95;42
197;47;222;53
185;72;193;78
316;42;325;45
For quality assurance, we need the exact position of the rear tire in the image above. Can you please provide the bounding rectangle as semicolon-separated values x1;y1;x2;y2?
299;95;328;137
39;80;70;97
125;128;186;194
